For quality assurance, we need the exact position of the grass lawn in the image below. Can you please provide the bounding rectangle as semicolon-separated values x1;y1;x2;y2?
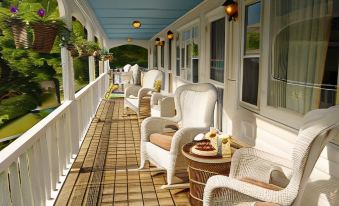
0;113;43;139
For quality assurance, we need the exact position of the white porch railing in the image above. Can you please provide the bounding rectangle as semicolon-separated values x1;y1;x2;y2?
0;72;109;206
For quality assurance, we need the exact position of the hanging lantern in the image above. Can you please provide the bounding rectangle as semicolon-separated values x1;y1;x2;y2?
132;20;141;29
223;0;238;21
155;37;160;45
167;30;174;40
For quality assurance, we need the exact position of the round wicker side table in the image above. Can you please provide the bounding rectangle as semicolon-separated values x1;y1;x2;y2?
182;142;232;206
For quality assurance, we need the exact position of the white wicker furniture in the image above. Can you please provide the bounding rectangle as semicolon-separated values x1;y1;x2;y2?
123;64;131;72
203;106;339;206
124;69;162;116
150;93;175;117
140;83;218;189
129;64;140;85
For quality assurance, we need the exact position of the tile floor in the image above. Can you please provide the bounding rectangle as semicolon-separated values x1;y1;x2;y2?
55;99;190;206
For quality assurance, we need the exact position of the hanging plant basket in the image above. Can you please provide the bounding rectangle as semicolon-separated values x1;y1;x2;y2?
75;39;100;57
66;44;79;57
5;19;30;49
31;23;58;53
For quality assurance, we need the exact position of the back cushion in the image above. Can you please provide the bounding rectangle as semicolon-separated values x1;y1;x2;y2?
143;70;162;88
179;90;214;128
123;64;131;72
130;64;140;85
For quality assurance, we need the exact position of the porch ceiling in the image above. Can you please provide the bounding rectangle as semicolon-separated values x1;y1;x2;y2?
86;0;203;40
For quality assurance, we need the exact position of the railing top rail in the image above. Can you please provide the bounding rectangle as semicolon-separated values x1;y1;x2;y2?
0;101;72;171
75;72;108;100
0;71;108;172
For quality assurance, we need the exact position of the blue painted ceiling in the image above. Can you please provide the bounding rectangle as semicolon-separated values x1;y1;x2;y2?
86;0;203;40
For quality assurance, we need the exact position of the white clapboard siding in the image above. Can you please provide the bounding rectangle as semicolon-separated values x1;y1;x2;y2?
0;72;109;206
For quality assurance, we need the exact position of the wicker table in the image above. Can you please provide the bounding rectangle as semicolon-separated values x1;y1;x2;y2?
182;140;246;206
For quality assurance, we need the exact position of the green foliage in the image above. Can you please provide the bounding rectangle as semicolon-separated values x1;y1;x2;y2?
0;0;62;131
73;57;89;85
246;32;260;51
109;45;148;68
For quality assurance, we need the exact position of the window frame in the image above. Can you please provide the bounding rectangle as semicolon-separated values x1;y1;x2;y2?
153;45;158;68
205;7;227;87
177;19;200;83
251;0;339;130
239;0;263;112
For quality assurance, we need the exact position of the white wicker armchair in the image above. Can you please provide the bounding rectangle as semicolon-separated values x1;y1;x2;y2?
203;106;339;206
150;93;175;117
124;69;162;116
140;83;217;188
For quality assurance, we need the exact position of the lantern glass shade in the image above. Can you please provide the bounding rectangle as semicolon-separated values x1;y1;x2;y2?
223;0;238;20
132;20;141;29
167;31;174;40
127;38;132;42
155;37;160;45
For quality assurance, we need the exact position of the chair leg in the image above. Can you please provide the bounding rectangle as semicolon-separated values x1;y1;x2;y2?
160;168;190;190
138;159;146;169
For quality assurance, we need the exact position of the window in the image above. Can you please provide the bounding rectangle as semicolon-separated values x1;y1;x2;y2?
210;18;225;83
179;25;199;82
241;1;261;106
268;0;338;114
161;43;165;68
168;40;172;70
176;37;180;76
153;45;158;68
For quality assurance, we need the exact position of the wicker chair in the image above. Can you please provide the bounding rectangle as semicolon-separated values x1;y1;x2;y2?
203;106;339;206
140;83;217;188
150;93;175;117
124;69;162;116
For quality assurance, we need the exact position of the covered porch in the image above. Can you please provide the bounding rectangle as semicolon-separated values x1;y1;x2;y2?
0;0;338;205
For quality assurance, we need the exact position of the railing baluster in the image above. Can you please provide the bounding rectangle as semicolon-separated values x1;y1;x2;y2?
64;111;72;165
47;125;59;190
39;132;52;199
0;171;12;206
18;153;34;206
0;73;109;206
70;103;80;155
28;147;42;206
9;161;23;206
33;140;47;205
56;119;65;175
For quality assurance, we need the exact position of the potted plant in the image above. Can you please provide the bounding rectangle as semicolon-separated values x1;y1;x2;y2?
75;38;100;57
96;48;113;61
30;8;68;53
59;28;80;57
0;6;30;49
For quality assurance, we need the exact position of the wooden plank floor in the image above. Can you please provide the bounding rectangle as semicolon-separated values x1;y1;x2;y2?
55;99;190;206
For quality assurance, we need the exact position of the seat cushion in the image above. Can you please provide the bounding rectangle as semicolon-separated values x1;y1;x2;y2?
149;132;175;151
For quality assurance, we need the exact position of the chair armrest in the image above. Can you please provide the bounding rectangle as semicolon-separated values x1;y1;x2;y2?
151;93;170;106
230;148;292;183
203;175;296;206
170;127;209;156
159;97;175;117
140;117;178;142
138;87;154;99
125;85;141;97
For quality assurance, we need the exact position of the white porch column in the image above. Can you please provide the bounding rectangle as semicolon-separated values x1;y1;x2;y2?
60;13;79;155
87;26;96;82
61;16;75;101
99;59;104;74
